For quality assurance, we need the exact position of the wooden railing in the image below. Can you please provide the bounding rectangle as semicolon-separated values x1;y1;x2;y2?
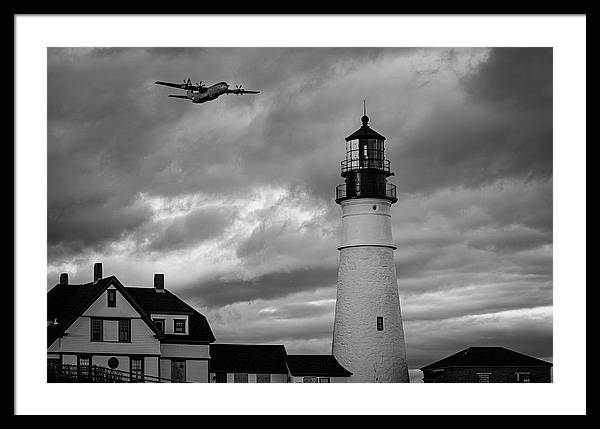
47;362;186;383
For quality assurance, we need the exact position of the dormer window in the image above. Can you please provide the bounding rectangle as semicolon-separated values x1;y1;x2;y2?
174;319;186;334
107;289;116;307
154;319;165;334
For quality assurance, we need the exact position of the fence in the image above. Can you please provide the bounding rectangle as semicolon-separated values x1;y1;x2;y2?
47;362;186;383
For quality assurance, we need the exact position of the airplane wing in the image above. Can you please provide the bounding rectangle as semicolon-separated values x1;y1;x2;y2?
155;81;207;92
168;95;190;100
226;88;260;95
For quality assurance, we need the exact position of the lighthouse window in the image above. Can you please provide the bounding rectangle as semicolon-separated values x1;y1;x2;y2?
377;317;384;331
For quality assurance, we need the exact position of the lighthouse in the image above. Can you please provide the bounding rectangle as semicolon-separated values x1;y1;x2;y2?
332;106;410;383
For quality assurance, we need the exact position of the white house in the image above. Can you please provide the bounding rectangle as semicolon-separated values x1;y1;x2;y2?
47;263;215;382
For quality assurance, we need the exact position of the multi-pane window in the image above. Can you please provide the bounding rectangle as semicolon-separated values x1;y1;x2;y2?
91;318;103;341
77;355;91;381
257;374;271;383
130;357;144;382
174;319;186;333
234;373;248;383
516;372;531;383
214;372;227;383
153;319;165;334
118;319;131;342
318;378;330;383
377;317;384;331
477;373;491;383
107;289;116;307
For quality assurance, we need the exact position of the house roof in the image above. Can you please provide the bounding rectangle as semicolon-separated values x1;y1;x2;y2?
47;276;215;347
47;278;114;347
125;287;215;344
420;347;553;371
209;344;289;374
286;355;352;377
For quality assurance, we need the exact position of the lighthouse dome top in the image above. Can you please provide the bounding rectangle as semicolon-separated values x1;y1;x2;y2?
344;114;386;142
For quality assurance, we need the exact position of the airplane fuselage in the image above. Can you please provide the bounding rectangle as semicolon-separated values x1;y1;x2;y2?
188;82;229;103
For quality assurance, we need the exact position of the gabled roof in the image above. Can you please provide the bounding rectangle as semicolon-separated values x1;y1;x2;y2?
47;277;120;347
47;276;215;347
286;355;352;377
209;344;289;374
420;347;553;371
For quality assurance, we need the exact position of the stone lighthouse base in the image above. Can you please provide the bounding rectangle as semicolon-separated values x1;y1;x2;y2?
332;245;410;383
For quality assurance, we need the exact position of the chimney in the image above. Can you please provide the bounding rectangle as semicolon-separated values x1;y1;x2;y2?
154;274;165;293
93;262;103;282
59;273;68;285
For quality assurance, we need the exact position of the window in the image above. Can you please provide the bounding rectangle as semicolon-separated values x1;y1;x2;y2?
90;318;103;341
118;319;131;342
319;377;330;383
477;373;491;383
377;317;384;331
153;319;165;334
516;372;531;383
303;376;318;383
107;289;116;307
77;355;91;381
257;374;271;383
214;372;227;383
234;373;248;383
130;357;144;382
174;319;186;333
108;357;119;369
171;360;186;382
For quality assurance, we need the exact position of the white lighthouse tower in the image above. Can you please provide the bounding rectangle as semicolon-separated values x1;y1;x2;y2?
332;107;410;383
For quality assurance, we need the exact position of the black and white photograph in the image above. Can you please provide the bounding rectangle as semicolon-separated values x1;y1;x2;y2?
15;15;586;415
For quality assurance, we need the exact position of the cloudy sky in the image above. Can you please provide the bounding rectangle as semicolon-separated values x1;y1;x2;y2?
47;47;552;381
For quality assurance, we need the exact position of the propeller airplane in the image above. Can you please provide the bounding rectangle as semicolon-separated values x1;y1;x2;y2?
155;78;260;104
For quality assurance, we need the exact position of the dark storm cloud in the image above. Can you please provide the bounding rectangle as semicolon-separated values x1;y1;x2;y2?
391;48;552;195
147;206;236;252
179;265;338;308
462;48;552;108
47;192;151;258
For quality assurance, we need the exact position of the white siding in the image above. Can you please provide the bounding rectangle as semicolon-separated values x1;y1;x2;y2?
160;343;209;359
160;358;171;381
83;285;140;318
104;320;119;341
271;373;288;383
55;316;160;356
186;360;208;383
63;354;77;365
145;356;159;378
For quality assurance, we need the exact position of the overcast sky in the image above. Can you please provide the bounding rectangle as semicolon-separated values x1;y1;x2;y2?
47;47;553;381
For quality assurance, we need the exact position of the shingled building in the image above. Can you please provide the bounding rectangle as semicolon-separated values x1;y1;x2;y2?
420;346;553;383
